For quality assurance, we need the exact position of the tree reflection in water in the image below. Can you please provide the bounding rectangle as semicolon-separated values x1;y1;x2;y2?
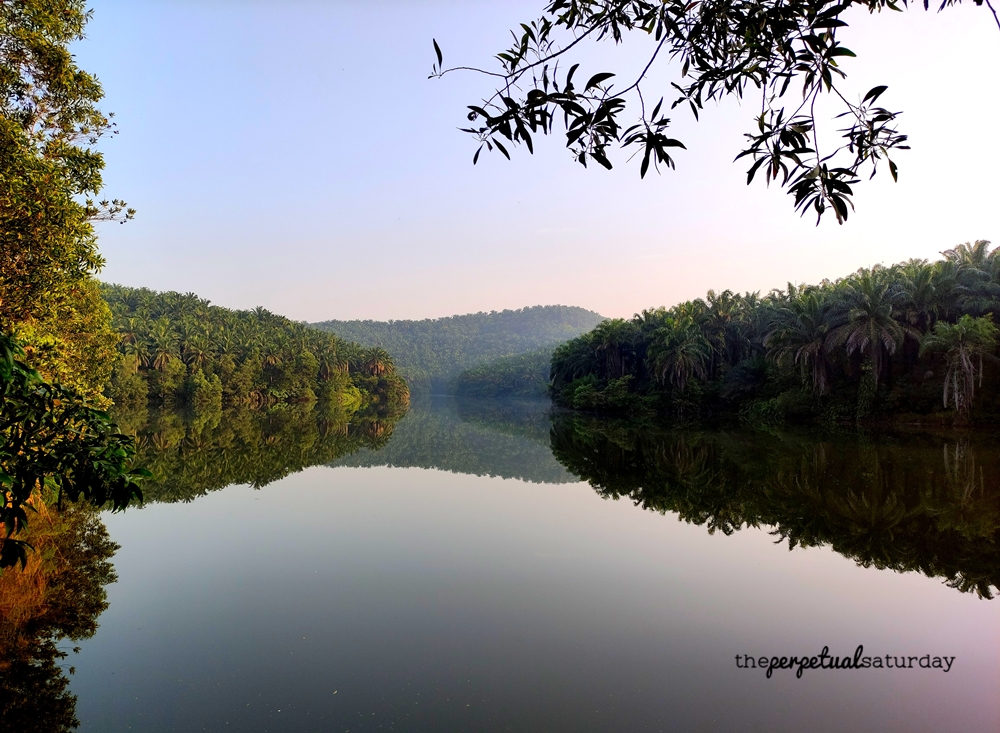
550;417;1000;598
0;403;403;731
5;404;1000;731
114;402;402;504
0;502;117;732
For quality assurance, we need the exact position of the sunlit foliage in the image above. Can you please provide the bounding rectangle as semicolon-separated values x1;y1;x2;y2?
0;1;131;400
102;285;410;414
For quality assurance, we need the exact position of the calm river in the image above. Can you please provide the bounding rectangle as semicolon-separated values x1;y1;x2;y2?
17;399;1000;731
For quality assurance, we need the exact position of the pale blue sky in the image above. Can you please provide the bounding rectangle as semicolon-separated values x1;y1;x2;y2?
81;1;998;321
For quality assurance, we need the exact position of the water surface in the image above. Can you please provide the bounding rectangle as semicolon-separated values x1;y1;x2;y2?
8;400;1000;731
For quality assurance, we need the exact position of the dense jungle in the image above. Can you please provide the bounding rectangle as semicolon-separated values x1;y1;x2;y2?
548;243;1000;427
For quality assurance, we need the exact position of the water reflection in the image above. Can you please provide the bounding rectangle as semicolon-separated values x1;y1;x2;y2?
113;403;402;503
550;416;1000;598
330;397;576;484
0;504;117;732
112;401;1000;598
10;402;999;731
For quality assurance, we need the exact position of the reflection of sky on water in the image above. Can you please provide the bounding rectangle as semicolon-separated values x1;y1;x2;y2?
74;463;999;732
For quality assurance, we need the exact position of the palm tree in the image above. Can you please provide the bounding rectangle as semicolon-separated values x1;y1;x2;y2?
827;267;917;384
646;318;712;392
942;239;994;272
363;347;394;376
943;240;1000;316
183;335;212;369
898;259;940;332
765;290;839;394
550;335;599;390
701;289;744;373
149;318;178;370
261;343;283;367
590;319;636;379
122;339;150;370
919;315;999;424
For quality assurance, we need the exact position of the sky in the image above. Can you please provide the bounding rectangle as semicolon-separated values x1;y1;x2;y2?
80;0;999;322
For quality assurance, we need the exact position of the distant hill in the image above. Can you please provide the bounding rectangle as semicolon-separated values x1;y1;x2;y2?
454;347;553;400
312;305;605;392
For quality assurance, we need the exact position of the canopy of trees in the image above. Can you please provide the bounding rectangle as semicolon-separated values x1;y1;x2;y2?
313;305;604;393
453;347;554;399
434;0;995;223
102;285;410;414
0;4;148;574
0;1;130;401
550;241;1000;425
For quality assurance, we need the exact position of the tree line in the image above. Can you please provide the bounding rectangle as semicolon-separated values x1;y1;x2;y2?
103;285;409;414
551;241;1000;425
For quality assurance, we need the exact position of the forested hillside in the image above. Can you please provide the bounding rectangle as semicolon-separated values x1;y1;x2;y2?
453;348;552;399
551;241;1000;426
312;305;604;392
102;285;409;415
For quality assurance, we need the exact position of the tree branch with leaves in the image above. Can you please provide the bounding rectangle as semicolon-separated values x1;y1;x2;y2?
431;0;993;224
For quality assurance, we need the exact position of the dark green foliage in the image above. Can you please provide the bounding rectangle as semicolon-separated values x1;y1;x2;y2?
0;331;145;569
434;0;991;223
312;305;604;393
551;241;1000;426
453;347;554;399
551;415;1000;598
102;284;409;413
